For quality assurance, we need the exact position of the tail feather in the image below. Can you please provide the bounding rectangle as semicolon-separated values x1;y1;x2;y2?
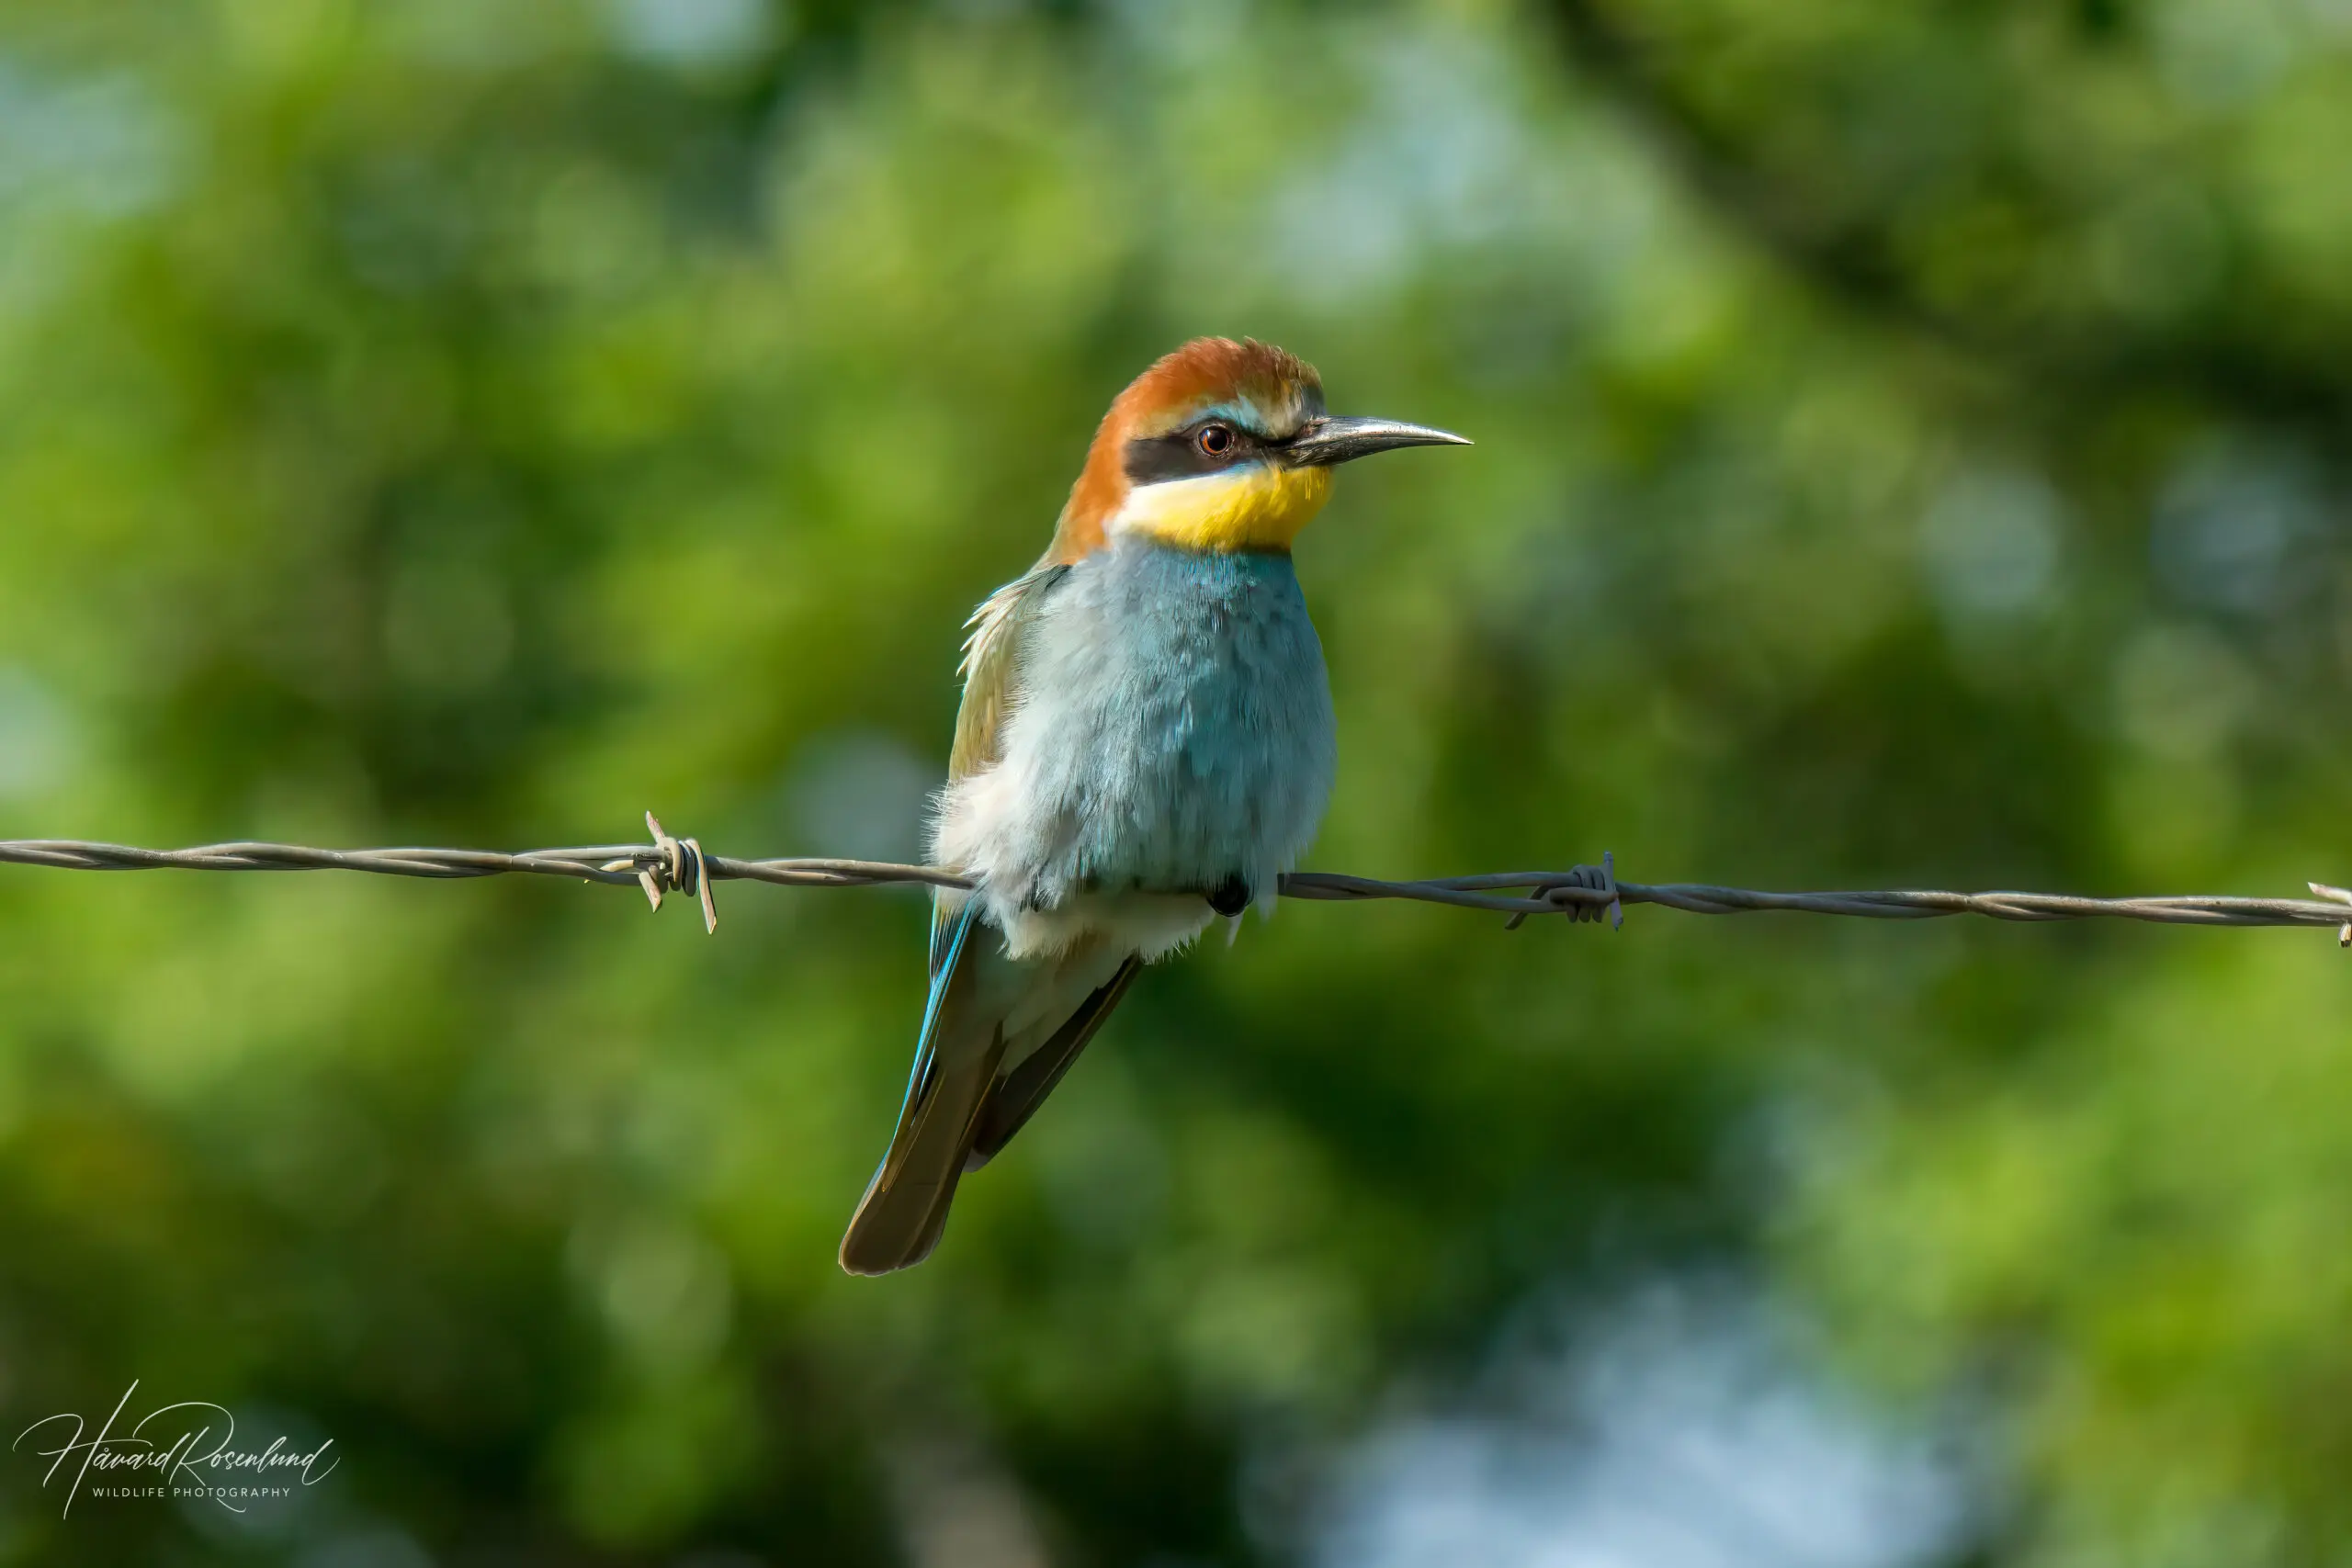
840;906;1142;1276
840;903;1005;1276
836;1018;1004;1274
967;954;1139;1169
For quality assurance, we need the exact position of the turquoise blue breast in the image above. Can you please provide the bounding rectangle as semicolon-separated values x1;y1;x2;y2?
1006;538;1337;907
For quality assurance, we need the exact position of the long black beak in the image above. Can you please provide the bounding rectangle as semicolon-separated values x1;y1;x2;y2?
1282;415;1472;467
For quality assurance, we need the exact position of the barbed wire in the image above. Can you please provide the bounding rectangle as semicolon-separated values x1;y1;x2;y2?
3;815;2347;945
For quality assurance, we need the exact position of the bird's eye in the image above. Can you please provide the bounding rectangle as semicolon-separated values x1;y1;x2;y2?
1196;423;1236;457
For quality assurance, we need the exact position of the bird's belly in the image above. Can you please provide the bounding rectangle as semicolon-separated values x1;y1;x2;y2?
933;544;1337;959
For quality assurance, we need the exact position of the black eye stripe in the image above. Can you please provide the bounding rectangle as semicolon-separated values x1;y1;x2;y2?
1122;421;1264;485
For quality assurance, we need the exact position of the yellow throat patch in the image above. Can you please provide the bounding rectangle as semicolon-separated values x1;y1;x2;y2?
1119;464;1334;554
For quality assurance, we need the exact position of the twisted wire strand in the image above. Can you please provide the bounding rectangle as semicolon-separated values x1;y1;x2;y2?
3;819;2347;941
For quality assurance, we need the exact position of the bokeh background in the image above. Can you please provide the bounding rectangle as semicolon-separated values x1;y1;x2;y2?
0;0;2347;1562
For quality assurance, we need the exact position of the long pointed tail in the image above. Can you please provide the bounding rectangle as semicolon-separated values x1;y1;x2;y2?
840;903;1005;1276
841;906;1144;1275
836;1038;1002;1274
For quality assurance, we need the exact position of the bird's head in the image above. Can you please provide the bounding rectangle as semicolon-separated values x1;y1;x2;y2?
1047;337;1467;561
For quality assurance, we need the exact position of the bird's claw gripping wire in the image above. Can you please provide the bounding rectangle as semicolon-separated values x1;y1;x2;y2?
1508;851;1623;931
603;811;718;934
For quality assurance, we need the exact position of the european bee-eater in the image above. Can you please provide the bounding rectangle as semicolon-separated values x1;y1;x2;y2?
840;338;1467;1275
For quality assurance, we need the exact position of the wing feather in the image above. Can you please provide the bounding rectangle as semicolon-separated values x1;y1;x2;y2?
931;560;1067;984
947;562;1067;785
840;560;1102;1275
966;954;1140;1168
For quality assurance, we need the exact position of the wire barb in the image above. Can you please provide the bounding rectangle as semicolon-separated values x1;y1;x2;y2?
2311;882;2352;948
1;829;2348;942
600;813;717;933
1506;851;1622;932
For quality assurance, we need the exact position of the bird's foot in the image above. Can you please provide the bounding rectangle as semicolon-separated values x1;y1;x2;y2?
1204;875;1252;918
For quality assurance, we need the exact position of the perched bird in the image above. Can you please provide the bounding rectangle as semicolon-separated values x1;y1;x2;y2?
839;338;1467;1275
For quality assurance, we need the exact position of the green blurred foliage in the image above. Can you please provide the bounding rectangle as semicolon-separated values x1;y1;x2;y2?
0;0;2345;1562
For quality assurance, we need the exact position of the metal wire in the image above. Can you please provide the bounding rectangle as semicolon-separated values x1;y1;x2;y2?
3;814;2347;943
